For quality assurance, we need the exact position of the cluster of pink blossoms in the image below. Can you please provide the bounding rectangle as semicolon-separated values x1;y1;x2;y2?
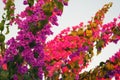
44;2;120;80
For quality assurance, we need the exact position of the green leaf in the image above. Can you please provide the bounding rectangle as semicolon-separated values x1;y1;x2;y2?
0;70;9;80
0;20;5;31
29;22;42;34
37;20;48;30
100;62;105;66
31;67;39;79
0;34;5;42
14;54;23;65
5;26;9;34
23;73;32;80
74;61;79;68
7;61;17;78
28;0;34;7
5;0;14;10
44;11;52;17
66;64;71;69
29;20;48;34
5;0;15;20
29;41;36;48
54;0;63;11
42;2;54;16
6;9;14;20
113;27;120;36
17;46;24;53
34;52;39;58
29;23;37;34
2;13;6;19
96;39;104;54
27;10;33;16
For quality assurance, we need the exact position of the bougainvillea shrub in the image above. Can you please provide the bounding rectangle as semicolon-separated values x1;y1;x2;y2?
0;0;120;80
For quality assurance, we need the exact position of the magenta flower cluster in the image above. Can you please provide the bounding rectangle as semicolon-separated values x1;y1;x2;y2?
2;0;68;79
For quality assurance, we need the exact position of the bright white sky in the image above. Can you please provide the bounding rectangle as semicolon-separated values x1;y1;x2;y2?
0;0;120;72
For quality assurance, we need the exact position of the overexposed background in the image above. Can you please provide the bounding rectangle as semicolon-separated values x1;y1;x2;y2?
0;0;120;73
